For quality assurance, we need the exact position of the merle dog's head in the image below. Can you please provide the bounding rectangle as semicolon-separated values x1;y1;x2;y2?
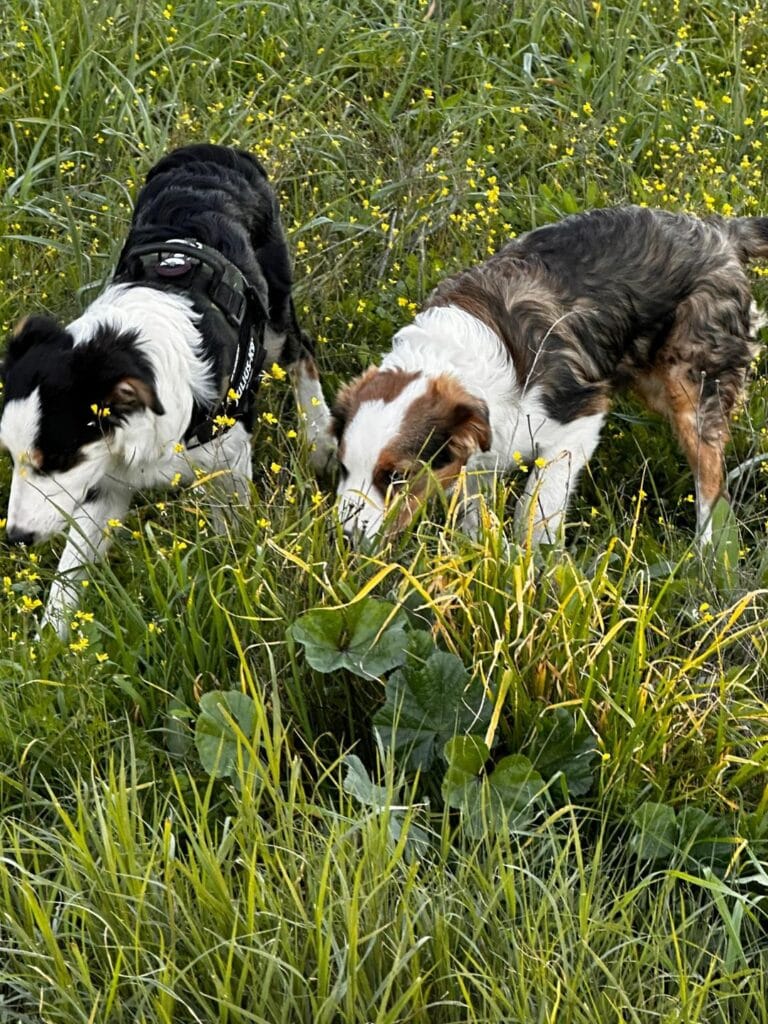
0;315;164;544
331;367;490;541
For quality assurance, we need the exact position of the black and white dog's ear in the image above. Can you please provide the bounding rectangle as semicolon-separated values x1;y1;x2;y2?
105;376;165;416
2;315;73;378
73;327;166;418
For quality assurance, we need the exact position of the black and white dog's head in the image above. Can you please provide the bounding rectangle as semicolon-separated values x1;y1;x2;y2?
0;313;164;544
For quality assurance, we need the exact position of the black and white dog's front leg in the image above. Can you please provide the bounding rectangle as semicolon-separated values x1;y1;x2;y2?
42;485;132;638
187;421;254;531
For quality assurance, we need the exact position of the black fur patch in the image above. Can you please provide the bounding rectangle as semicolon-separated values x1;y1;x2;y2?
115;143;312;384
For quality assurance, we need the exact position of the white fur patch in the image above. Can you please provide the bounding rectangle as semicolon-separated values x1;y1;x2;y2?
336;304;608;540
70;284;217;434
336;374;429;537
0;388;42;459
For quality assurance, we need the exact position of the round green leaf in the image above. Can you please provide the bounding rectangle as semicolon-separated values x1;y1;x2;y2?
374;648;490;771
289;599;409;678
629;801;677;863
194;690;255;779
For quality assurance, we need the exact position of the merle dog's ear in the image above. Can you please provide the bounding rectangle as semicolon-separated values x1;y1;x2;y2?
104;376;165;417
449;398;491;454
2;315;73;379
428;376;491;458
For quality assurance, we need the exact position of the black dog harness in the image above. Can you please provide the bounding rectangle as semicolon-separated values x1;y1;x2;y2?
117;238;268;446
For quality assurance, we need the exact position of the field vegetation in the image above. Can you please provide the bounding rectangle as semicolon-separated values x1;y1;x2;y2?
2;0;768;1020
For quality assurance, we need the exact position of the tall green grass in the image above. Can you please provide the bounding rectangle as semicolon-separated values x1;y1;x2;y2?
3;0;768;1019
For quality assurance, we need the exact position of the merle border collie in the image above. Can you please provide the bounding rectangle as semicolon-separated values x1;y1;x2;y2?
0;144;334;634
332;205;767;545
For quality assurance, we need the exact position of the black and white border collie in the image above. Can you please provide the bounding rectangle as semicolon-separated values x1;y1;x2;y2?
0;144;334;634
332;206;767;545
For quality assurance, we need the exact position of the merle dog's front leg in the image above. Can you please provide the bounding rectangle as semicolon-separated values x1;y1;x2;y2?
42;486;132;637
458;451;504;539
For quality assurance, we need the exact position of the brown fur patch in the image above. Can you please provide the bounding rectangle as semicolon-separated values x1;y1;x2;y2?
367;374;491;532
331;368;420;442
404;375;491;460
635;363;728;506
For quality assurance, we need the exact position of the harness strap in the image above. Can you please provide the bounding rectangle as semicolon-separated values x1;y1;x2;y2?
124;239;267;325
118;238;269;447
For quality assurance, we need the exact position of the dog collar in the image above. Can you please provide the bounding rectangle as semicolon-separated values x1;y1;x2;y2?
117;238;268;446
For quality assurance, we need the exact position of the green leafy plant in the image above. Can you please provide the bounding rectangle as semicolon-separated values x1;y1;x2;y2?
629;800;733;872
529;707;599;798
194;690;256;779
342;753;432;860
373;630;491;770
289;598;409;678
442;735;548;838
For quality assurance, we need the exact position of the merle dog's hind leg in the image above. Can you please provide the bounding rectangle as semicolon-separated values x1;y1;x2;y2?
656;369;730;546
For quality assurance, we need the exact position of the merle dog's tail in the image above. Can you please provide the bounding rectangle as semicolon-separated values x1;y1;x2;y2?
728;217;768;261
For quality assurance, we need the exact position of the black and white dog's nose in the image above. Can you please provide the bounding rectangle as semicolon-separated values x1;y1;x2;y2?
6;527;36;546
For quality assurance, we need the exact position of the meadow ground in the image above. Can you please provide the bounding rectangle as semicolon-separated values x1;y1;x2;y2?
2;0;768;1020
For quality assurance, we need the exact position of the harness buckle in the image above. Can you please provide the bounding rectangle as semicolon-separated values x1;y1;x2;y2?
211;279;247;327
